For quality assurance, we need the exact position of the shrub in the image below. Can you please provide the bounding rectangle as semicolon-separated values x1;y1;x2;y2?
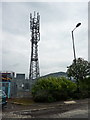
79;77;90;98
31;77;77;102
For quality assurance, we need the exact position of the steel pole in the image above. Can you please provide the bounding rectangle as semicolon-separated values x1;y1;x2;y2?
72;30;76;61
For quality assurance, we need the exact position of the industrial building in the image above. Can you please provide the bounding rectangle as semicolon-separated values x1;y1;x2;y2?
0;72;30;98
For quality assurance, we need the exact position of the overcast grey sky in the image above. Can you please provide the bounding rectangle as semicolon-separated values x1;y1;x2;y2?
1;1;88;78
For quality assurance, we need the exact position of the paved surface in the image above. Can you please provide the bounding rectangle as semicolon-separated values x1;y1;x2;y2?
0;113;2;120
38;104;88;118
2;98;89;119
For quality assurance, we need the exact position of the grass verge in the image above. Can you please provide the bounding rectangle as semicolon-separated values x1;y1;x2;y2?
7;98;35;105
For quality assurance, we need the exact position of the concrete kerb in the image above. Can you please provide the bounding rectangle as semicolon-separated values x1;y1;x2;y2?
64;100;76;104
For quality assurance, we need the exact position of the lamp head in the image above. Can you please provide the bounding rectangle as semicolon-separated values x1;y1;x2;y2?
76;23;81;28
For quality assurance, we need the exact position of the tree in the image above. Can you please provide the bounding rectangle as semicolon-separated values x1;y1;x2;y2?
67;58;90;81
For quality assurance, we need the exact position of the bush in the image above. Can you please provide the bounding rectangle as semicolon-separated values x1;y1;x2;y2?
31;77;77;102
79;77;90;98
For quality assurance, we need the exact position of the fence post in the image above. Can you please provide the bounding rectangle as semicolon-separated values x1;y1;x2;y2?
8;82;11;98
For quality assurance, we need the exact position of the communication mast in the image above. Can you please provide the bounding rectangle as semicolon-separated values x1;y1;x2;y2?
29;11;40;84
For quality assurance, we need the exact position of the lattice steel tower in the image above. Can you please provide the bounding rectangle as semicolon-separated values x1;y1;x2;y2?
29;11;40;83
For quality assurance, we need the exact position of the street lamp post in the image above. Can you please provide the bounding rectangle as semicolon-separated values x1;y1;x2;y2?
72;23;81;61
71;23;81;93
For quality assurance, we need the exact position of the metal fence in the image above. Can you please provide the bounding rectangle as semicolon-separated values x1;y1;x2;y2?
0;82;11;98
0;79;31;98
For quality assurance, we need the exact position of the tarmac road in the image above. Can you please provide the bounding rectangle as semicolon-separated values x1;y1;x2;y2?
38;104;88;118
2;98;89;119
